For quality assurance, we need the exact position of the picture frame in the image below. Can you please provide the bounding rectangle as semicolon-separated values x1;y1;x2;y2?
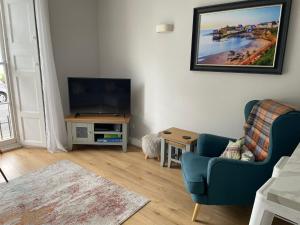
190;0;292;74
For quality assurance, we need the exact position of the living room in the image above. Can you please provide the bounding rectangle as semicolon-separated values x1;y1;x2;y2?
0;0;300;224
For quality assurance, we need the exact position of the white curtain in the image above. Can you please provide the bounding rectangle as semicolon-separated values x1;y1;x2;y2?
35;0;67;152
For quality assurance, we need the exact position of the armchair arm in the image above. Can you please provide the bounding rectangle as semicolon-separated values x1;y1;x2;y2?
206;158;271;205
196;134;236;157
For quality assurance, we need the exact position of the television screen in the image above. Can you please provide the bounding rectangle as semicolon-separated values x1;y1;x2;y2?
68;78;131;115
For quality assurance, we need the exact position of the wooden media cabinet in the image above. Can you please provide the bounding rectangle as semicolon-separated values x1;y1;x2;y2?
65;115;130;152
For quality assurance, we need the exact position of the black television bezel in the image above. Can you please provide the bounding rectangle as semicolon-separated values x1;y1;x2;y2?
68;77;131;116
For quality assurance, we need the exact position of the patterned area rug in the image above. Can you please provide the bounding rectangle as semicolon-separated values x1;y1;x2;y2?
0;160;149;225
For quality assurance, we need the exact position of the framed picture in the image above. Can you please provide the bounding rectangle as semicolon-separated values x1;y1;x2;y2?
190;0;292;74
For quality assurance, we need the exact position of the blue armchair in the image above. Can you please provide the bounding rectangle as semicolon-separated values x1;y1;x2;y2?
181;100;300;221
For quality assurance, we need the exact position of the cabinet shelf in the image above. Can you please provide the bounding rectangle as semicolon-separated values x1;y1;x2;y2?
95;139;122;143
92;142;123;146
94;131;122;135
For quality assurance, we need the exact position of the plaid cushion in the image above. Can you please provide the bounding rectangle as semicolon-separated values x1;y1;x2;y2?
244;100;294;161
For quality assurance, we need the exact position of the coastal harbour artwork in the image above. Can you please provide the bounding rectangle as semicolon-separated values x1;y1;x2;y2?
190;0;292;74
198;6;281;67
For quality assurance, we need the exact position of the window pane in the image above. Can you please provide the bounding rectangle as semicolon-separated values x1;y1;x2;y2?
0;65;14;141
0;65;8;102
0;31;3;63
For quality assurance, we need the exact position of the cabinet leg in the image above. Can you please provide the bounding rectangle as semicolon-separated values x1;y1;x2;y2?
66;122;73;151
122;123;128;152
122;144;127;152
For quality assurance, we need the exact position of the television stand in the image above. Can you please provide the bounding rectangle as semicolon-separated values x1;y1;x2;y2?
65;114;131;152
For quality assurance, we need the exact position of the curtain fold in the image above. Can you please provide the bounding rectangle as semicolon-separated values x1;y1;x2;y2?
35;0;67;152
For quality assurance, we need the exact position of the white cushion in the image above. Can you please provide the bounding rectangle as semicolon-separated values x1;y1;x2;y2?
220;139;243;160
241;146;255;162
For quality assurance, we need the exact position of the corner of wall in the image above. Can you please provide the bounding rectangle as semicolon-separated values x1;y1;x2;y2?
129;137;142;148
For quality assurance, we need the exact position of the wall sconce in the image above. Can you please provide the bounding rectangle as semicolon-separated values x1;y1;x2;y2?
156;24;174;33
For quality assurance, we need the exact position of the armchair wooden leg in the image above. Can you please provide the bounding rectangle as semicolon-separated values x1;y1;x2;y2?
192;203;200;222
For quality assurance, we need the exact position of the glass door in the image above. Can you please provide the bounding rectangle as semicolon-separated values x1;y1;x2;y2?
0;3;17;148
0;66;14;143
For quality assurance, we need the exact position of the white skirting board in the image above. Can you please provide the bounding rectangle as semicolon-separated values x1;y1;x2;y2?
1;138;142;152
129;137;142;148
0;143;22;152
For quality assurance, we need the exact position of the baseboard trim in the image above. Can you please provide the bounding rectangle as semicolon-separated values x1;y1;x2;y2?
129;137;142;148
0;142;22;152
1;139;142;151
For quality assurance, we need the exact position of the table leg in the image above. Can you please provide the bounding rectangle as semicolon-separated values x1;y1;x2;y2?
192;143;196;152
186;144;191;152
249;196;274;225
160;138;166;167
168;145;172;168
175;148;179;160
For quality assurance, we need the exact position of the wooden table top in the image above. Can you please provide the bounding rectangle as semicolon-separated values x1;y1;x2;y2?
65;115;131;124
159;127;199;145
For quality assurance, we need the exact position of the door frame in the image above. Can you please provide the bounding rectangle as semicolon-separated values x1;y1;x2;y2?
0;0;20;150
2;0;47;148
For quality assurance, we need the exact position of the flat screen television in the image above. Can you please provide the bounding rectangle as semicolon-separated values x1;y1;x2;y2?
68;78;131;115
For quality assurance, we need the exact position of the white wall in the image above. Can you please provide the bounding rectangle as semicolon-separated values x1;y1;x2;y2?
98;0;300;140
49;0;99;114
49;0;300;141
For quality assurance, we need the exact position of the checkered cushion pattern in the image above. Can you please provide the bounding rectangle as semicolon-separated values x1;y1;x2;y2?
244;99;294;161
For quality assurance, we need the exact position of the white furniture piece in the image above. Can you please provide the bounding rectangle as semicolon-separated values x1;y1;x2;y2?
65;115;130;152
249;144;300;225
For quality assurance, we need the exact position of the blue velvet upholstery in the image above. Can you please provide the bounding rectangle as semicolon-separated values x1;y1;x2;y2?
181;153;210;195
181;100;300;206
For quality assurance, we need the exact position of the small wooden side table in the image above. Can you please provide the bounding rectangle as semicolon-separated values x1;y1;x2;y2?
159;127;199;167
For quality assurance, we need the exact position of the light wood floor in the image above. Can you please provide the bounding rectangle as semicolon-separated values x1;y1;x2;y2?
0;146;290;225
